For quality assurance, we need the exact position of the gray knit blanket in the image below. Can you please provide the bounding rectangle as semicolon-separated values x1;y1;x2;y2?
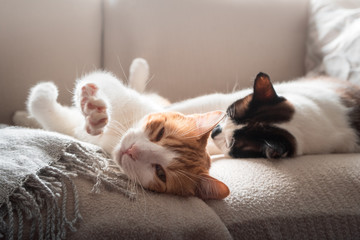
0;126;133;240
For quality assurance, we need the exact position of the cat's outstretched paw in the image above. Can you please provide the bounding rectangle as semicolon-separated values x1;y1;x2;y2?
27;82;59;116
80;83;109;135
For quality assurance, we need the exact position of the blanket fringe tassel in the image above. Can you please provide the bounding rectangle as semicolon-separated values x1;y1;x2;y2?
0;142;134;240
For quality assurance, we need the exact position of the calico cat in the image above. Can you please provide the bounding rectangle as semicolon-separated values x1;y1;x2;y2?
170;72;360;159
27;58;229;200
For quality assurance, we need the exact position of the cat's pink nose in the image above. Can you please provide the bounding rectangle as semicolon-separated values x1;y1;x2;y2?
124;145;138;160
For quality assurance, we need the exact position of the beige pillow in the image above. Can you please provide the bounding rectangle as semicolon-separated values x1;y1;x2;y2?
305;0;360;84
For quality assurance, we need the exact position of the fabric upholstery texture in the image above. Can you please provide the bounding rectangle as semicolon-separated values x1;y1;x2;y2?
67;177;232;240
306;0;360;84
208;155;360;239
103;0;308;102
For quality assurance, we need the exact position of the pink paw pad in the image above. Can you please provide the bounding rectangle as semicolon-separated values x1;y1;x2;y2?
80;83;109;136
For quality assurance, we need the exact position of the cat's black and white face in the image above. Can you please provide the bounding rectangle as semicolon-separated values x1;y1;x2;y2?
211;72;297;159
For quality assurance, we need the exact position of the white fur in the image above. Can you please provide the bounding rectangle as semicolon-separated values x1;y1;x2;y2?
170;77;360;156
27;59;168;187
27;82;84;136
128;58;149;93
211;118;243;154
70;71;160;152
12;110;41;129
274;79;359;155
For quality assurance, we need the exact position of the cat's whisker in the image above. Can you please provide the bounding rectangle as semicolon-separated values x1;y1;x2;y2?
144;74;155;89
169;171;185;196
125;178;133;194
173;170;197;186
111;119;128;132
105;127;123;137
111;119;127;130
117;55;129;84
66;86;75;96
107;125;126;137
129;164;139;192
176;169;210;182
232;78;239;93
133;174;152;214
107;120;130;137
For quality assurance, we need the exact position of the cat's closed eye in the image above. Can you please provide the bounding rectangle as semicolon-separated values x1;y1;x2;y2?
155;127;165;142
154;164;166;182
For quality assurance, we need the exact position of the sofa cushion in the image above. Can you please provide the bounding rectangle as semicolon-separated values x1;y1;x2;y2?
208;154;360;239
67;177;232;240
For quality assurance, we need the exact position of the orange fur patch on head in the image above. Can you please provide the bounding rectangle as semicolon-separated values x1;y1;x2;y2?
143;111;229;199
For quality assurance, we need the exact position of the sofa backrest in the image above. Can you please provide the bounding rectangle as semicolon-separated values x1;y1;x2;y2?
0;0;309;124
0;0;102;124
103;0;309;101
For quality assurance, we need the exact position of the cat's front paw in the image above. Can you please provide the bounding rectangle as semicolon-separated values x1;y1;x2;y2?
80;83;109;135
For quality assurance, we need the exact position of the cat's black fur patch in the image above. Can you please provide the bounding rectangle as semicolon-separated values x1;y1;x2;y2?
228;124;296;159
218;72;297;159
227;72;295;125
226;96;294;125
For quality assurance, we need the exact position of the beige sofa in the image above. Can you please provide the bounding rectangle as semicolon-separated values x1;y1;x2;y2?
1;0;360;239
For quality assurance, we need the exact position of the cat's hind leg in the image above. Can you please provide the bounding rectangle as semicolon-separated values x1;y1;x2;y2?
27;82;83;136
77;83;110;135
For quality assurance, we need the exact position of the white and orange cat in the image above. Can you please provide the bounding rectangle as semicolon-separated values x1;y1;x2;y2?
26;58;229;200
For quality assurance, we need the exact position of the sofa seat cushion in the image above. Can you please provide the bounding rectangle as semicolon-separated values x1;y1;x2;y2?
66;177;232;240
208;154;360;239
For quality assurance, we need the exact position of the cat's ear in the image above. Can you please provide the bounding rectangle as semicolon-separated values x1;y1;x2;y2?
196;174;230;200
191;111;226;141
252;72;278;103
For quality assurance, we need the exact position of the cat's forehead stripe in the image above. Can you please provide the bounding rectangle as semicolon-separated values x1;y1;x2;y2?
145;116;165;141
